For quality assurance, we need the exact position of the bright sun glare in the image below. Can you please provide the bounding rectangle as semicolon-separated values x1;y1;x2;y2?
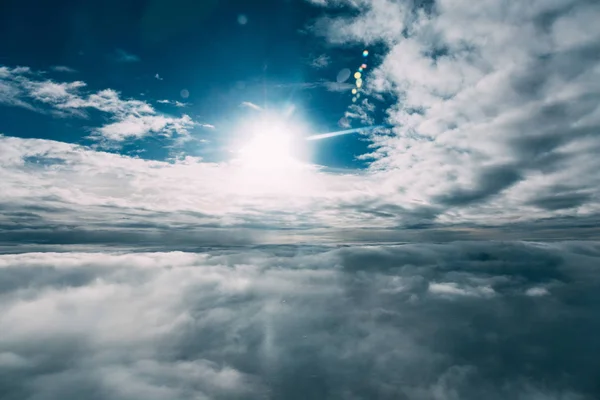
238;128;294;170
230;112;314;194
234;113;307;172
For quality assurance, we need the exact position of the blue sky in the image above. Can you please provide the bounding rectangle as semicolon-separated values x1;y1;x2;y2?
1;1;600;398
1;0;383;167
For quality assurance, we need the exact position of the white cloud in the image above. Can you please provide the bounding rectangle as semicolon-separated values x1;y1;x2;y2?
305;0;600;229
344;99;375;126
309;53;331;69
97;114;195;141
155;73;163;80
429;282;495;298
157;99;189;107
525;287;550;297
51;65;77;73
322;81;355;92
0;66;199;142
241;101;263;111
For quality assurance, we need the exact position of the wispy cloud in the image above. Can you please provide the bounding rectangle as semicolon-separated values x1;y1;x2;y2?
155;73;163;81
240;101;263;111
273;80;354;92
0;65;196;142
0;66;38;111
114;49;140;63
306;125;387;141
97;114;194;141
309;53;331;69
51;65;77;73
157;99;189;107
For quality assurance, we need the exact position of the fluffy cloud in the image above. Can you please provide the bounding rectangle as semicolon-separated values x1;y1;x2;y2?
0;66;38;111
308;0;600;230
2;133;417;249
1;132;599;247
0;241;599;399
0;66;197;142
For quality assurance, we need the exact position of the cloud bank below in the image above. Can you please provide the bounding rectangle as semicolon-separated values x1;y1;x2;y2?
1;241;599;399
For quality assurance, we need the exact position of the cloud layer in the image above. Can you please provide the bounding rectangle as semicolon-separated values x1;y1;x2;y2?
1;0;600;242
306;0;600;232
1;241;599;399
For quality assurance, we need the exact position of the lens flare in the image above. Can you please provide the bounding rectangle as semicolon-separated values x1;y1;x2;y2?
336;68;351;83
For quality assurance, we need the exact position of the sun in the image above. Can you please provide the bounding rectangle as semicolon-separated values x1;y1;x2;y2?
237;126;295;170
228;111;315;194
233;113;307;172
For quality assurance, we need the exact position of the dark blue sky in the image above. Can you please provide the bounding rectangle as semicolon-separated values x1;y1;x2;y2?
0;0;385;167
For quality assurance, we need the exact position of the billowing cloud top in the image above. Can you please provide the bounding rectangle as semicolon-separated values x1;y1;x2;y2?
1;241;600;399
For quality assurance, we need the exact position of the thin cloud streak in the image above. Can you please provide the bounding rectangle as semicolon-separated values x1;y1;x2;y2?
241;101;263;111
306;125;389;140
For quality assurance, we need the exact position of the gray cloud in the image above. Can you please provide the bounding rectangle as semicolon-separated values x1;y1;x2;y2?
436;164;523;206
1;241;599;399
1;134;599;245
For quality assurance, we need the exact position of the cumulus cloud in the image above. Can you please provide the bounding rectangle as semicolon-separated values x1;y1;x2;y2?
1;132;599;246
307;0;600;230
0;66;197;142
0;135;373;247
0;241;599;399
